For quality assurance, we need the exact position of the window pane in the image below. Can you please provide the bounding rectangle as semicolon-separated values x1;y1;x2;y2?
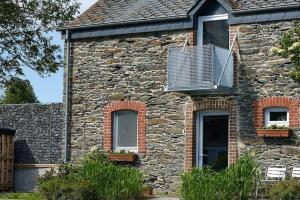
203;20;229;49
113;110;137;148
270;112;287;121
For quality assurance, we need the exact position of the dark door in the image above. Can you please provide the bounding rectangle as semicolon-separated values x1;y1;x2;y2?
202;115;228;171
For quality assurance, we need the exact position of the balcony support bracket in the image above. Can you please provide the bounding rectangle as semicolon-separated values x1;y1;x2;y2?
216;33;238;87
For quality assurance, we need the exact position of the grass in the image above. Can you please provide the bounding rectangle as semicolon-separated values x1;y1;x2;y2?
0;193;43;200
180;154;259;200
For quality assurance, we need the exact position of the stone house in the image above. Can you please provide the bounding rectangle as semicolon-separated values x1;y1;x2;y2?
59;0;300;193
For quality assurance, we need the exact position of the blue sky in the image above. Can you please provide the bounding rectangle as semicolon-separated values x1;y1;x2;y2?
25;0;97;103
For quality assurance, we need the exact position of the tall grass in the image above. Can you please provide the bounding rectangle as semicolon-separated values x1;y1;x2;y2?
39;151;143;200
77;157;143;200
180;154;259;200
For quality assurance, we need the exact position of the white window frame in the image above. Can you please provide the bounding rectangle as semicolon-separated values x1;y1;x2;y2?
197;14;229;46
264;107;289;127
113;110;138;153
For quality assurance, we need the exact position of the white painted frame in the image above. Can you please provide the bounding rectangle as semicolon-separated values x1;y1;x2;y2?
196;110;229;167
113;111;138;153
264;107;289;127
197;14;229;46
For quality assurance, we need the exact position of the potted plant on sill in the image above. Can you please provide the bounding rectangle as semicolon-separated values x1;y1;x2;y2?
256;125;292;137
108;150;138;162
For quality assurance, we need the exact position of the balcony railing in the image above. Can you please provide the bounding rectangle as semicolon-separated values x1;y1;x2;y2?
166;45;233;92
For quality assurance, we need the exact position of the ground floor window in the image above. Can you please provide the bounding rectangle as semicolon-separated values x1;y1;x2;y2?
113;110;138;152
264;107;289;127
254;97;299;128
103;101;146;153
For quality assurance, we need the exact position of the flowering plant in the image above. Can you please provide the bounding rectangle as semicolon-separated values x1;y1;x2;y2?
271;22;300;82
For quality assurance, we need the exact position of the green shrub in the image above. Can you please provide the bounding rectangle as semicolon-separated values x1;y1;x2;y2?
267;180;300;200
39;177;94;200
180;154;259;200
38;150;143;200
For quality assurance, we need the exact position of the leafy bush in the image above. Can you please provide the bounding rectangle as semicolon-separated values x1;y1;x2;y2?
267;180;300;200
38;150;143;200
180;154;259;200
39;178;93;200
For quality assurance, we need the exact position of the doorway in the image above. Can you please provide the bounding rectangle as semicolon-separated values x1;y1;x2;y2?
197;14;229;49
197;111;229;171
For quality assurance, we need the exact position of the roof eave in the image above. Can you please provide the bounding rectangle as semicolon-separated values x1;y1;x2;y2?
57;16;190;31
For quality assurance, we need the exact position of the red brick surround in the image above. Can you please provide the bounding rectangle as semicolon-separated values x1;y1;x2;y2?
185;99;238;171
253;97;299;128
229;26;239;88
103;101;146;153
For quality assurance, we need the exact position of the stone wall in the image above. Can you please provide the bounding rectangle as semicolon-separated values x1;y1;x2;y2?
68;20;300;193
69;30;194;192
235;20;300;172
0;103;64;164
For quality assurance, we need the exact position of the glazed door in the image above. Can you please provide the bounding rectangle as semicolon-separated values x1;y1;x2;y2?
198;14;229;49
197;111;229;171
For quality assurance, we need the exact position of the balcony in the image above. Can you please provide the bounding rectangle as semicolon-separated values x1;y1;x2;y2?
166;45;233;92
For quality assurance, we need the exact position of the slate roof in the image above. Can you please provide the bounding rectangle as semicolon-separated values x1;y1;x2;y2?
230;0;300;12
65;0;300;29
67;0;197;28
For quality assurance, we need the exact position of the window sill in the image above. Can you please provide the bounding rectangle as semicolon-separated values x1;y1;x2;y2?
256;129;292;138
108;153;137;162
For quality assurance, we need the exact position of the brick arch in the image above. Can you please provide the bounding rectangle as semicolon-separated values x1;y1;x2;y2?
185;99;237;171
253;97;299;128
103;101;146;153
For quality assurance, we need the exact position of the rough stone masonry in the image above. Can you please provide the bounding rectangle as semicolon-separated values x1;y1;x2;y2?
0;103;64;164
69;30;193;192
236;21;300;172
68;19;300;193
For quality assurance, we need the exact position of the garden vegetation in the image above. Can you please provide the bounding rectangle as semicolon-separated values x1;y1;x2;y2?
3;153;300;200
180;154;259;200
272;22;300;82
38;151;144;200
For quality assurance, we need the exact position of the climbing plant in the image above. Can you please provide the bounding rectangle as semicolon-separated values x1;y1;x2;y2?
271;22;300;82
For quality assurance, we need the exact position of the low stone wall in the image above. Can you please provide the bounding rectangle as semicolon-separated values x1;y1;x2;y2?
13;164;60;192
0;103;64;164
0;103;64;192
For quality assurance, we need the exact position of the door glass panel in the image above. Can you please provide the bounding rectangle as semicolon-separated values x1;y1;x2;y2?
203;115;228;171
203;20;229;49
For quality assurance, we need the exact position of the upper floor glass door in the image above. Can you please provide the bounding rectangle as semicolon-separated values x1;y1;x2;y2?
197;14;229;49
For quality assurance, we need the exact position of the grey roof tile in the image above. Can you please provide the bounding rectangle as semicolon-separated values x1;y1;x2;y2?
65;0;300;29
66;0;197;28
230;0;300;12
